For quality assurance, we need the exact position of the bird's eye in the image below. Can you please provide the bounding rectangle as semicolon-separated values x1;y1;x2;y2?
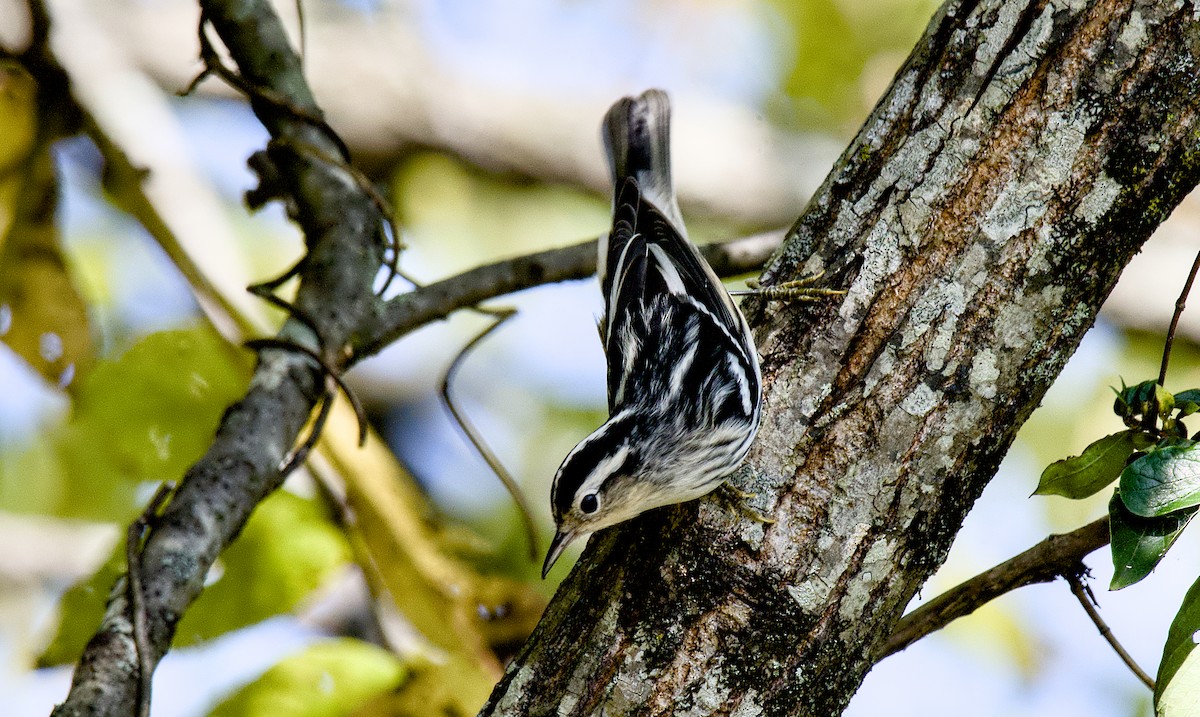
580;493;600;514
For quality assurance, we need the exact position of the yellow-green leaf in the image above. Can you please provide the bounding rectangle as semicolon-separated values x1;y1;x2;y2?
0;61;38;223
208;639;405;717
0;63;94;389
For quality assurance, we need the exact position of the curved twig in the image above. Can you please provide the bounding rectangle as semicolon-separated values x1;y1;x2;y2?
440;306;541;561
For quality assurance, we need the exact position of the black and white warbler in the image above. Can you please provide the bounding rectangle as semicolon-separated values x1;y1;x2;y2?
543;89;763;577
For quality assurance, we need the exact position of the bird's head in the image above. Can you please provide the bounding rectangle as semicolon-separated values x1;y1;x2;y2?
543;413;657;577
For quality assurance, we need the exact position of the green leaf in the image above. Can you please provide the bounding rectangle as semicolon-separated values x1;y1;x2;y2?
1175;389;1200;418
0;325;250;520
1174;389;1200;403
1108;493;1194;590
1034;431;1137;499
1156;575;1200;715
208;639;405;717
39;491;350;665
1120;441;1200;517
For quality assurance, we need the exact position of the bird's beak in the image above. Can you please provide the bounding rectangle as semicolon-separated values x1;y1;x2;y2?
541;529;578;579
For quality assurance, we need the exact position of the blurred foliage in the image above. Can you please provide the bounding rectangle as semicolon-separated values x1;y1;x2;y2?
0;62;95;390
40;489;351;665
0;62;37;186
0;325;250;520
393;152;609;274
209;639;406;717
766;0;942;130
39;544;119;667
352;656;490;717
312;396;541;714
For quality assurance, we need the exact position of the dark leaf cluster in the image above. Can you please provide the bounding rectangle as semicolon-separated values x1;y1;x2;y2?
1038;380;1200;589
1038;379;1200;710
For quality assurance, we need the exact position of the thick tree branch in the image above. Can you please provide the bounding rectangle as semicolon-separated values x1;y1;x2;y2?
881;516;1110;658
482;2;1200;715
48;0;390;713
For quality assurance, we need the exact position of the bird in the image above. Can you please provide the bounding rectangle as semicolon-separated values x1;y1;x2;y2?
543;89;763;578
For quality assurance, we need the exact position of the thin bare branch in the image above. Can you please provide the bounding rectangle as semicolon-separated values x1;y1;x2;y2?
357;228;784;360
881;518;1111;659
1066;572;1155;690
1158;246;1200;386
440;306;541;561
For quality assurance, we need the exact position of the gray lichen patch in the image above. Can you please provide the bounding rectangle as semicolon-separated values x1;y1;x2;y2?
1119;9;1149;49
969;349;1001;399
899;383;941;417
493;664;535;714
1077;174;1124;225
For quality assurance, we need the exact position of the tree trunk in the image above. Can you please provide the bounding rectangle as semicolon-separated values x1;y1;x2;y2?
481;1;1200;715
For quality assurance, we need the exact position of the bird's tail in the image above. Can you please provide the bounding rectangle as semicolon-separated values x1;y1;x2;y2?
601;89;684;233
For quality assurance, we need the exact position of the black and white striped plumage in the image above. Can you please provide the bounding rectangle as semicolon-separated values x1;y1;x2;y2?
543;90;762;577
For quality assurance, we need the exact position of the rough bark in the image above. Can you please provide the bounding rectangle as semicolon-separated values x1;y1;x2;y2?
481;1;1200;715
